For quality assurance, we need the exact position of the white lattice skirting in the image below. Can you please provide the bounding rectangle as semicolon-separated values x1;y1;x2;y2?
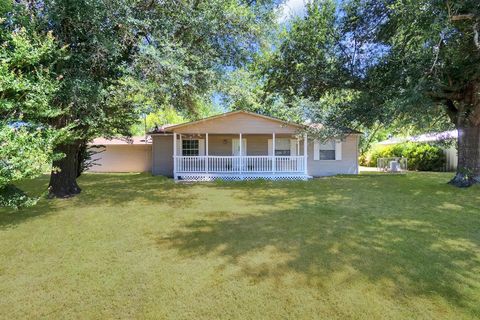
177;173;311;181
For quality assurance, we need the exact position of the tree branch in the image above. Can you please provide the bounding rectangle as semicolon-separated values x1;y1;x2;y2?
445;99;458;124
451;14;475;21
428;36;444;74
427;91;463;101
474;22;480;51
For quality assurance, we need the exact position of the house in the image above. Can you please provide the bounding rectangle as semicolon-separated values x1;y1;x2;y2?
88;111;362;180
150;110;361;180
376;130;458;171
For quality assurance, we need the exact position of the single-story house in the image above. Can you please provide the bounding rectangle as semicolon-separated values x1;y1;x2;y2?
89;110;362;180
376;130;458;171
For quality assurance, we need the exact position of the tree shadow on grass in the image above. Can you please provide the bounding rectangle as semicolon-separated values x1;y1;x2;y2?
0;173;197;229
0;175;55;229
159;175;480;316
73;173;197;208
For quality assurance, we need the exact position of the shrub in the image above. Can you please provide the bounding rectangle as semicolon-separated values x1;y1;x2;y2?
358;153;369;166
365;142;446;171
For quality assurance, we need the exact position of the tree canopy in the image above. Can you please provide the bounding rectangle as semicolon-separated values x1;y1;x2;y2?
264;0;480;186
0;20;67;207
2;0;278;199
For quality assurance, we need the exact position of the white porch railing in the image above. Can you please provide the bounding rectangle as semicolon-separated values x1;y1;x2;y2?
175;156;305;173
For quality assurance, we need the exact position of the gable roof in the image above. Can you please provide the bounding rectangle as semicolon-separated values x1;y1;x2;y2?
164;110;302;131
147;110;362;135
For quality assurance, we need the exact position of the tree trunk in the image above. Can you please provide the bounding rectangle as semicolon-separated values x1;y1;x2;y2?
48;142;82;198
449;118;480;188
76;142;87;178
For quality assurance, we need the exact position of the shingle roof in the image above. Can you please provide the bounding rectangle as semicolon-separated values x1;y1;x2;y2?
157;110;302;132
377;130;457;145
147;124;175;134
89;136;151;145
147;111;362;135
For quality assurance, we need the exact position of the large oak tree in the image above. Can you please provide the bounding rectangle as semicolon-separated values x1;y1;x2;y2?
265;0;480;186
10;0;276;197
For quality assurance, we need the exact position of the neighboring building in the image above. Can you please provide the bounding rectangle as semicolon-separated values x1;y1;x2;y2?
88;110;362;180
376;130;458;171
88;136;152;173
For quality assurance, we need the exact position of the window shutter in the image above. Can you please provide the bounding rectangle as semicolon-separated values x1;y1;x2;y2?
313;140;319;160
267;139;273;156
198;139;205;156
335;140;342;160
290;139;297;156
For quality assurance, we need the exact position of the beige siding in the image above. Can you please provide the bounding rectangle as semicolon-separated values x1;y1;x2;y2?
173;112;300;134
152;135;174;176
203;134;294;156
205;134;233;156
88;145;151;173
244;134;270;156
178;134;296;156
151;133;359;177
307;135;359;176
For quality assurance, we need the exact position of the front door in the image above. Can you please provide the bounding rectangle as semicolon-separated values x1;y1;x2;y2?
232;138;247;156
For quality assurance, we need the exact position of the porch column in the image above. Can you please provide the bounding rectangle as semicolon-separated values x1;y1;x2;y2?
205;133;209;173
303;133;308;175
272;132;276;174
173;132;177;180
239;133;243;174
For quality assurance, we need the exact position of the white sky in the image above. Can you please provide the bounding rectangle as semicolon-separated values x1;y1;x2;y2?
278;0;309;23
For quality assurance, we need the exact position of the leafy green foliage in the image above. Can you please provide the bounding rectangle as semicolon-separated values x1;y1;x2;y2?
0;125;64;208
265;0;346;101
218;68;307;123
6;0;279;197
116;0;278;121
364;142;446;171
0;184;38;209
0;125;62;189
0;23;66;207
0;28;65;121
263;0;479;183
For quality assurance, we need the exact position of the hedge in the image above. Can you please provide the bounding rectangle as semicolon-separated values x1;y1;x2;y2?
363;142;446;171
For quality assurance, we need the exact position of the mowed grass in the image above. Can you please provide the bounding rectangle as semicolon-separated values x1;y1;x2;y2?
1;173;480;319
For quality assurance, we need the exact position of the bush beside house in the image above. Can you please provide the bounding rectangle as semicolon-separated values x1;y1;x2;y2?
362;142;446;171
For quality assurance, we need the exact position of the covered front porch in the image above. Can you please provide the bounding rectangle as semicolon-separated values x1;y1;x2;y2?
173;133;309;181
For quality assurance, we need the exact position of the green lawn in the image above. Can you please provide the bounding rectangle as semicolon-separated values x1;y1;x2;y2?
1;173;480;319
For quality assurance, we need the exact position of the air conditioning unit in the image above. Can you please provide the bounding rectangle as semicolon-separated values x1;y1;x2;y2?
377;157;407;173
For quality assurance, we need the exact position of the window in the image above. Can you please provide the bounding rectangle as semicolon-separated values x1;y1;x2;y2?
319;140;335;160
275;138;291;156
182;139;199;156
